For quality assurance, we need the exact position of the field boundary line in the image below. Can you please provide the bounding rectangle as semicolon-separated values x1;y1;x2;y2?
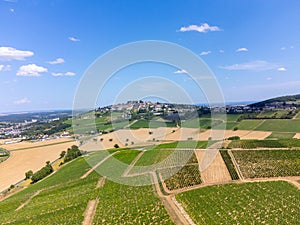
8;139;75;152
80;152;118;179
171;196;196;225
15;189;42;211
228;150;244;180
122;149;146;177
82;198;99;225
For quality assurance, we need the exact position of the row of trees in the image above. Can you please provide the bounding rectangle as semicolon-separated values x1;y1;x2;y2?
25;145;82;183
29;161;53;183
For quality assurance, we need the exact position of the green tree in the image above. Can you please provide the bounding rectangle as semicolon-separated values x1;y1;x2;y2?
25;170;33;180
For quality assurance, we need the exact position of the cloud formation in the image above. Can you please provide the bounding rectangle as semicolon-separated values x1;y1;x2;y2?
236;47;248;52
221;60;278;71
47;57;65;64
51;72;76;77
179;23;221;33
0;47;34;61
0;64;11;72
69;37;80;42
277;67;287;71
200;51;211;56
17;64;48;77
14;98;31;105
174;69;187;74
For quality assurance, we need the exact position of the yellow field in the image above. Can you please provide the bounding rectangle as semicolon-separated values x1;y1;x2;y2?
0;138;73;151
0;139;76;192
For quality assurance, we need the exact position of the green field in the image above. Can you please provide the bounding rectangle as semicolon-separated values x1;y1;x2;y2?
232;150;300;178
266;132;296;139
236;119;263;130
152;140;212;149
229;139;300;149
176;181;300;225
0;150;173;224
130;119;176;129
255;119;300;132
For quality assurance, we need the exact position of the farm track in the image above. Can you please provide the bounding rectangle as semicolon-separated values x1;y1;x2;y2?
80;152;118;179
15;190;42;211
95;177;106;189
82;198;99;225
151;172;193;225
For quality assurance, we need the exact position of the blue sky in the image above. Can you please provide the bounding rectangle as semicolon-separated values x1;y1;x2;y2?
0;0;300;112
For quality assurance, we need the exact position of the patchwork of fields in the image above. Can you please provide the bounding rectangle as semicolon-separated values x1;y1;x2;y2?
1;112;300;224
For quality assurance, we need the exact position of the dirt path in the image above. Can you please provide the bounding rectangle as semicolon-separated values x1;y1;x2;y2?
82;198;99;225
15;190;42;211
80;152;118;179
151;172;193;225
194;149;231;184
95;177;106;189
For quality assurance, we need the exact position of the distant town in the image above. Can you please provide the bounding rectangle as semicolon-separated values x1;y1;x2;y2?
1;94;299;141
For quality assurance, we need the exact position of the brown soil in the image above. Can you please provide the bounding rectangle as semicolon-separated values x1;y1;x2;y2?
95;177;106;189
194;150;232;184
82;199;99;225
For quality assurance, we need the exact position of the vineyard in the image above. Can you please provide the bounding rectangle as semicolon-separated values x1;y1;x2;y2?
219;150;239;180
0;150;174;224
228;139;300;149
176;181;300;225
159;164;202;190
232;150;300;178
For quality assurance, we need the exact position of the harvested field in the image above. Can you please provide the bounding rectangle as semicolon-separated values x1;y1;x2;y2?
194;150;231;184
0;138;73;151
0;140;76;192
81;128;271;151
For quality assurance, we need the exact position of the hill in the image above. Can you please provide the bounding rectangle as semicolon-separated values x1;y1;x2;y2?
249;94;300;108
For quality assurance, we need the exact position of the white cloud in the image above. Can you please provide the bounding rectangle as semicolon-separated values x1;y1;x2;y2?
266;77;272;80
0;47;34;61
277;67;287;71
174;69;187;74
200;51;211;56
17;64;47;77
219;50;224;53
69;37;80;42
10;8;14;13
179;23;221;33
236;47;248;52
47;57;65;64
281;47;286;51
220;60;278;71
0;64;11;71
14;98;31;105
51;72;76;77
